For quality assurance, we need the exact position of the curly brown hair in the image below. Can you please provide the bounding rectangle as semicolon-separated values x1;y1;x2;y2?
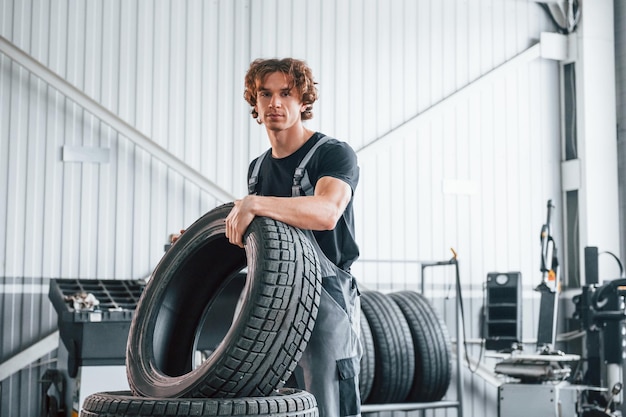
244;58;318;122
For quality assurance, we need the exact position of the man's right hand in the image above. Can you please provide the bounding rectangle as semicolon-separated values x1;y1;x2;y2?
225;197;257;248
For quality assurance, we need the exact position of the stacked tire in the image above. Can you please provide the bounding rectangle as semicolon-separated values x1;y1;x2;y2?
359;290;452;404
80;389;319;417
80;203;322;417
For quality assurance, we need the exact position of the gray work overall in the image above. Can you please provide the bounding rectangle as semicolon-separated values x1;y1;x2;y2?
249;136;362;417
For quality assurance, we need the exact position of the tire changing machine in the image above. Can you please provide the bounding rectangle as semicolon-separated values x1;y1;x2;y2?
495;202;625;417
496;274;626;417
43;278;145;417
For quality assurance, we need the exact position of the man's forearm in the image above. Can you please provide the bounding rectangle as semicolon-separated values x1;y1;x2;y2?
249;195;340;231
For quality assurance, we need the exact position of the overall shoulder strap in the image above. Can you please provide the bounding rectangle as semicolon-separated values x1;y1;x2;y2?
248;149;271;195
292;135;332;197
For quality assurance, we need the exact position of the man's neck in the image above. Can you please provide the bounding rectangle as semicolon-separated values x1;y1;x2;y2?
267;125;315;158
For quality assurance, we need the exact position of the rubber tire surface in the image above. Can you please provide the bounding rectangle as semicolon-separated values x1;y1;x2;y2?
389;291;452;401
358;312;374;403
126;203;322;398
359;291;414;404
79;389;318;417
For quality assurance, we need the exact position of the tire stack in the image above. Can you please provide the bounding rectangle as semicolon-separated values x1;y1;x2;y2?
80;204;323;417
359;290;452;404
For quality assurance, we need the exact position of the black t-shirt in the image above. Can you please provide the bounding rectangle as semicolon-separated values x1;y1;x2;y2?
248;132;360;271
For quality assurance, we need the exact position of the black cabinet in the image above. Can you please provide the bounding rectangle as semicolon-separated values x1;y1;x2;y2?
485;272;522;351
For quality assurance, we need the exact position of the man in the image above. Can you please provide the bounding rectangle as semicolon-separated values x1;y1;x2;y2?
225;58;362;417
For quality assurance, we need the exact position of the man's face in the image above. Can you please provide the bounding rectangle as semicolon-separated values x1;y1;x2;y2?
255;72;307;132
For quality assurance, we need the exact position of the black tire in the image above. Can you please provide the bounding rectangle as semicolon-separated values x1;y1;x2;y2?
388;291;452;401
79;389;318;417
359;291;414;404
126;203;322;398
358;312;375;403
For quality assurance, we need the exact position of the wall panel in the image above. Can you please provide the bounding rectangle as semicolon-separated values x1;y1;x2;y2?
0;0;569;415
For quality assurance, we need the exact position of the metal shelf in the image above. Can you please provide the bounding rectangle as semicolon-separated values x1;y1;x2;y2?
362;400;461;413
362;258;464;417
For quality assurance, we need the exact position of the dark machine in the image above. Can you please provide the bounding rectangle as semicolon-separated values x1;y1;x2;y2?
43;278;145;417
572;256;626;416
536;199;561;349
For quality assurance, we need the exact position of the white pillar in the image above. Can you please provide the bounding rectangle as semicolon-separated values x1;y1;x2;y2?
575;0;621;280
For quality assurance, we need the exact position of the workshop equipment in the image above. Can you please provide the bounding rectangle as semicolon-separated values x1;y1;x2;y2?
499;380;581;417
496;272;626;416
494;201;626;417
46;278;144;417
573;276;626;411
535;199;561;350
484;272;522;351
